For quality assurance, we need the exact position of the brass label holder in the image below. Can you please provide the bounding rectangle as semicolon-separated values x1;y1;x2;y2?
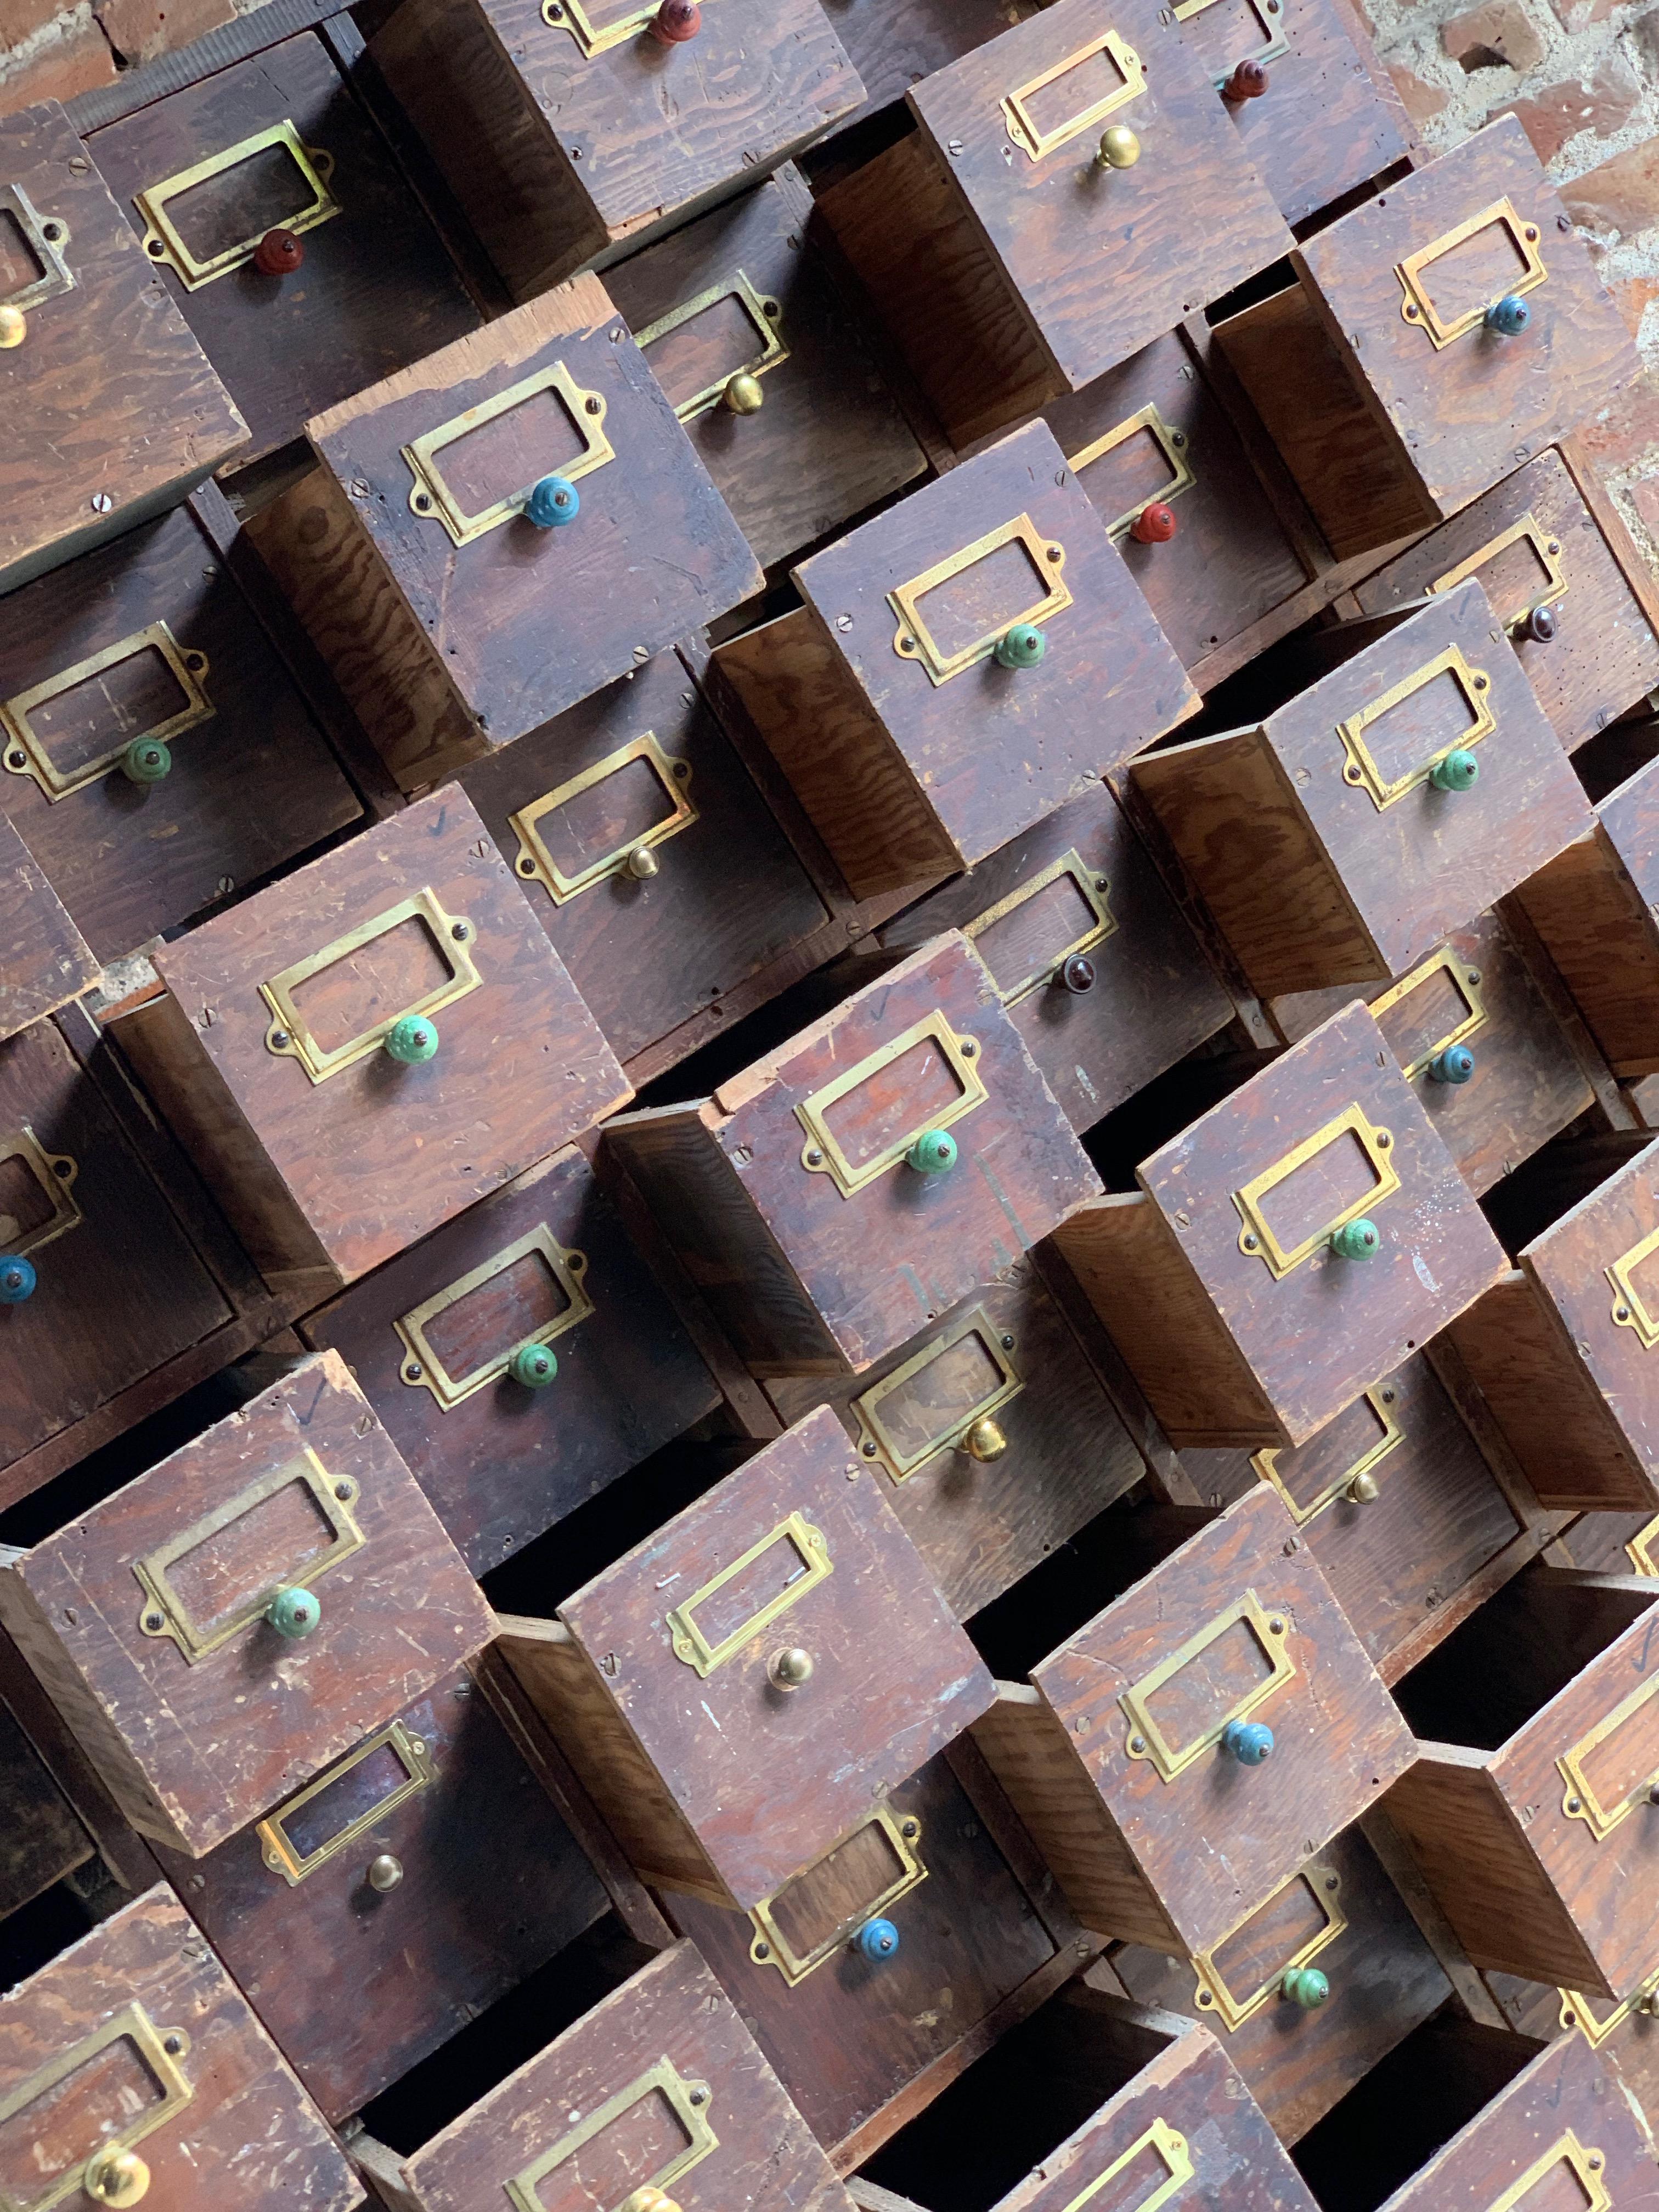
851;1305;1023;1480
257;1717;436;1884
797;1008;988;1199
1170;0;1288;84
1485;2131;1610;2212
540;0;718;57
403;360;613;549
1192;1860;1346;2030
1233;1102;1401;1279
889;515;1070;686
1396;196;1547;349
1559;1967;1659;2049
1558;1668;1659;1842
1058;2118;1193;2212
0;182;73;313
964;848;1118;1006
1336;643;1496;811
1251;1388;1404;1528
1066;404;1197;541
1428;511;1568;635
635;267;789;422
504;2056;717;2212
395;1223;594;1410
1627;1512;1659;1577
1121;1590;1296;1784
0;1127;81;1260
0;2004;193;2212
748;1806;927;1985
136;121;338;290
1000;29;1147;162
261;886;481;1085
1;622;213;803
1608;1223;1659;1351
510;733;696;903
134;1448;364;1664
667;1511;831;1678
1367;945;1488;1083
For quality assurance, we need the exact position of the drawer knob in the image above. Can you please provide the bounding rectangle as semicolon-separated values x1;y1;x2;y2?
1346;1470;1381;1504
1059;953;1097;994
526;474;580;528
266;1586;321;1640
1222;58;1269;100
906;1129;958;1175
510;1344;558;1390
385;1014;439;1064
621;2193;681;2212
648;0;700;38
854;1916;901;1962
624;844;661;881
1517;602;1557;644
963;1415;1008;1462
1221;1719;1274;1764
1281;1966;1330;2008
1429;748;1480;793
0;305;25;348
995;622;1047;669
0;1256;36;1304
367;1853;404;1892
767;1646;814;1690
1328;1218;1380;1261
1483;294;1530;336
723;370;765;415
1131;501;1177;545
1096;126;1141;170
84;2149;149;2208
121;736;172;785
254;227;304;277
1427;1043;1475;1085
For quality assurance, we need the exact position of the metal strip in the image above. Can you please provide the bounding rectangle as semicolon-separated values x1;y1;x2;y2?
667;1511;831;1679
136;120;338;290
1;622;213;802
403;359;613;549
1336;643;1496;811
256;1718;436;1885
504;2057;717;2212
0;2005;192;2212
1558;1668;1659;1843
1233;1102;1401;1280
1170;0;1289;84
796;1008;988;1199
889;514;1071;687
1251;1389;1403;1529
539;0;719;57
1428;511;1568;635
1628;1513;1659;1577
134;1448;364;1664
1608;1224;1659;1352
395;1222;595;1410
1000;29;1147;162
963;849;1118;1007
1192;1861;1346;2030
0;182;74;313
748;1807;927;1986
1059;2119;1193;2212
260;886;481;1085
851;1306;1023;1480
1396;196;1547;350
510;733;696;904
635;267;789;422
0;1127;81;1261
1121;1590;1296;1784
1560;1970;1659;2050
1367;945;1487;1082
1066;403;1197;541
1483;2131;1610;2212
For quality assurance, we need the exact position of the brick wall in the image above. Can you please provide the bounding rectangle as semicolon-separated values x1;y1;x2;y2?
0;0;254;111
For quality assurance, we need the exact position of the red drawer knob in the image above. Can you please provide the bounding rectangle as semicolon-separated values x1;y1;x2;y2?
255;227;304;276
648;0;700;40
1223;59;1269;100
1131;501;1177;544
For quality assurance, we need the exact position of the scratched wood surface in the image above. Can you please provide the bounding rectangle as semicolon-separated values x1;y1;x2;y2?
0;821;95;1045
817;0;1043;127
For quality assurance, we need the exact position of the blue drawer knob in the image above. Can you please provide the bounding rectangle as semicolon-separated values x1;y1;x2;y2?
1428;1043;1475;1085
385;1014;439;1064
1430;748;1480;793
1222;1718;1274;1764
907;1129;957;1175
122;737;171;785
266;1587;320;1640
510;1343;558;1389
1484;295;1530;336
0;1255;36;1304
854;1917;900;1962
526;474;579;528
1282;1966;1330;2008
995;623;1046;669
1329;1218;1379;1261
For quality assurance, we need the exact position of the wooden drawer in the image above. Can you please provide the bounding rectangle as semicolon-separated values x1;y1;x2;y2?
151;1657;614;2121
303;1144;723;1576
246;277;762;794
0;1884;356;2212
1052;998;1508;1451
1131;582;1593;1000
1352;450;1659;757
496;1404;996;1912
1214;119;1638;562
665;1745;1090;2168
0;100;246;596
814;0;1292;452
354;1938;852;2212
822;0;1044;127
460;648;832;1078
0;820;93;1046
111;786;629;1303
84;32;481;470
765;1256;1149;1622
0;1694;93;1922
606;933;1102;1377
603;167;927;573
0;505;360;966
871;783;1234;1139
969;1482;1415;1961
1109;1824;1453;2146
0;1348;495;1857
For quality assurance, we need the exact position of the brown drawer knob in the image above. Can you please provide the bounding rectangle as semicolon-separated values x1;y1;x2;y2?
648;0;700;38
255;227;305;277
1222;59;1269;101
767;1646;815;1690
1131;501;1177;545
1517;602;1558;643
1096;126;1141;170
0;304;25;348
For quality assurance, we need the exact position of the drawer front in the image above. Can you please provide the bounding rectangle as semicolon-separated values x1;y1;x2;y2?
0;819;94;1043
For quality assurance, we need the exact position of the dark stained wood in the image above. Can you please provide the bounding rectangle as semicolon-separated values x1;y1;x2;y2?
0;1621;160;1897
64;0;350;131
112;786;630;1299
605;933;1103;1376
0;1348;495;1857
0;820;95;1044
0;1885;357;2212
0;1697;94;1921
303;1144;723;1576
817;0;1043;128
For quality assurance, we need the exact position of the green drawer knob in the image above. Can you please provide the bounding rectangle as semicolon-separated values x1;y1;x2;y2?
526;474;579;528
1282;1966;1330;2009
510;1343;558;1390
1430;748;1479;792
385;1014;439;1064
266;1587;320;1639
0;1256;36;1304
1329;1218;1379;1261
122;737;171;785
1427;1043;1475;1085
1221;1718;1274;1764
995;623;1046;669
907;1129;957;1175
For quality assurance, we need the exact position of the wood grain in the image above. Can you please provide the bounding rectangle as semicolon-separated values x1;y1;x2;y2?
0;821;94;1045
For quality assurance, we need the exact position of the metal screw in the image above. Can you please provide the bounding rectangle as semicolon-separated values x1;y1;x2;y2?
91;493;113;513
1619;1306;1632;1322
1380;1388;1395;1403
163;2034;184;2055
961;1039;977;1057
1568;1796;1583;1813
145;1613;163;1632
689;2086;710;2107
1376;1132;1391;1148
1129;1735;1146;1753
1001;1333;1015;1350
1269;1617;1285;1634
269;1029;291;1049
901;1819;920;1838
1243;1232;1259;1250
452;921;470;941
405;1362;423;1381
335;1482;352;1500
805;1148;824;1166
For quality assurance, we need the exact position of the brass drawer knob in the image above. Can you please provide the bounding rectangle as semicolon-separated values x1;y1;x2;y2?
254;227;304;277
0;1255;36;1304
367;1853;404;1892
266;1586;321;1640
1131;501;1177;545
510;1344;558;1390
1096;125;1141;170
648;0;700;39
624;844;660;880
1346;1471;1380;1504
1429;747;1480;792
1328;1218;1380;1261
526;474;580;528
84;2149;150;2207
767;1646;814;1690
723;370;764;415
963;1415;1007;1462
1517;602;1557;643
0;304;25;348
1281;1966;1329;2008
1223;58;1269;101
122;737;172;785
621;2193;681;2212
384;1014;440;1065
1483;294;1530;336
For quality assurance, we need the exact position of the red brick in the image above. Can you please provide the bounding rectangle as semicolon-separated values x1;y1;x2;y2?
92;0;231;65
1562;140;1659;239
1630;475;1659;545
0;12;115;116
1491;55;1641;163
1441;0;1545;69
1610;275;1659;340
1387;60;1449;126
0;0;63;46
1546;0;1617;31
